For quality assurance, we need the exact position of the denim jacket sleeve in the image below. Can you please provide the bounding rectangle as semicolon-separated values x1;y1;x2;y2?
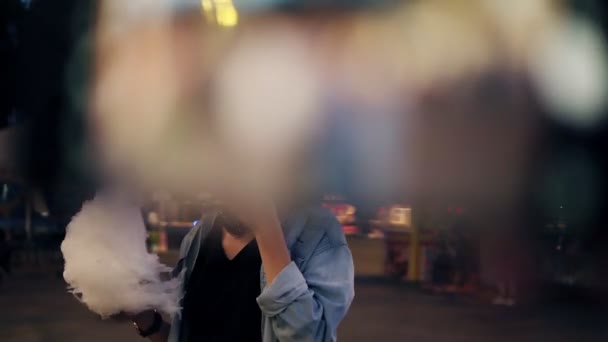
256;232;355;341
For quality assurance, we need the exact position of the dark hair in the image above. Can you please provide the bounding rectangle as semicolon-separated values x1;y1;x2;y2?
215;211;249;237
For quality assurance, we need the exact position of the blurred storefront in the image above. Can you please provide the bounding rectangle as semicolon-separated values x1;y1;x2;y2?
379;205;443;284
143;191;215;252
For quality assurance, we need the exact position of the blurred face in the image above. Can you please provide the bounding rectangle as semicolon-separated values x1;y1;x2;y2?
91;7;326;204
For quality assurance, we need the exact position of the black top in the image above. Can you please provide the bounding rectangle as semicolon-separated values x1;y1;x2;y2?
182;226;263;342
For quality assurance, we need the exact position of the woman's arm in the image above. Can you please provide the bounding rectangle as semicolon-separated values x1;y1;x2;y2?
254;217;292;285
255;217;355;341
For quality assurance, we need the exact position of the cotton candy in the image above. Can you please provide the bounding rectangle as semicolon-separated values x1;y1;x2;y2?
61;193;182;318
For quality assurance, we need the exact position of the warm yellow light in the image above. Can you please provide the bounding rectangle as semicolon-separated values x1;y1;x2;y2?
201;0;215;22
345;205;356;216
201;0;238;27
216;3;238;27
201;0;213;12
389;207;411;226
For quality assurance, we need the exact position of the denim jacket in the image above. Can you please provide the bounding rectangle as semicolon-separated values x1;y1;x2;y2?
168;206;355;342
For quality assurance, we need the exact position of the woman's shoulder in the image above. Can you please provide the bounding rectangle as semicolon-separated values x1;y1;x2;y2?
298;206;347;248
286;206;348;268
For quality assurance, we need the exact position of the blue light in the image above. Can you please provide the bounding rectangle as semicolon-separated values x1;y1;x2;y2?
193;220;199;226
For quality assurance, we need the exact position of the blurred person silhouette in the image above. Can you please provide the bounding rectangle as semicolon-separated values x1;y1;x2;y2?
490;224;522;307
122;196;355;342
431;229;454;293
451;220;480;293
113;56;356;339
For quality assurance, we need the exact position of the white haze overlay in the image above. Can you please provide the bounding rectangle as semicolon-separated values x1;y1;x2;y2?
61;193;181;318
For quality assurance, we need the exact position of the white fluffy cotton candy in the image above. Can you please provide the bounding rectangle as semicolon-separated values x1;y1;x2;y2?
61;193;182;318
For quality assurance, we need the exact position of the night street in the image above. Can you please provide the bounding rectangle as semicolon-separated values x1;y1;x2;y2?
2;243;607;342
2;1;608;341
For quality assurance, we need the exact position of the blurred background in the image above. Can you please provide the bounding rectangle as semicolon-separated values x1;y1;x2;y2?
1;0;608;341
